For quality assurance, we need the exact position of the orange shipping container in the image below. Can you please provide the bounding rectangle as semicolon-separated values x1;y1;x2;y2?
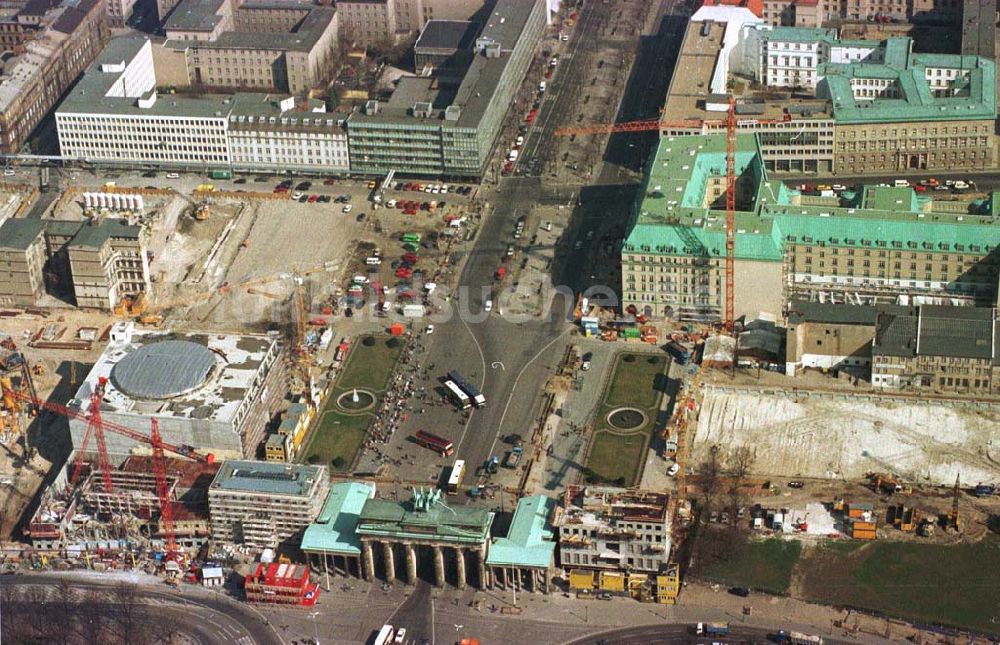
853;521;877;530
389;323;405;336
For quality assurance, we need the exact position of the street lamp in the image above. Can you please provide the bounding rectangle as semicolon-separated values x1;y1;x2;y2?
309;610;320;645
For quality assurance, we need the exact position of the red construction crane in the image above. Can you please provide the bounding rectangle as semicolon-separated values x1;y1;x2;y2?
8;379;213;559
555;98;792;329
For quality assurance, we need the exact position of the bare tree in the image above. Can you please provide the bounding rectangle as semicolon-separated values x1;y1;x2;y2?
726;445;756;537
78;589;109;643
51;578;80;641
110;581;145;644
700;443;721;518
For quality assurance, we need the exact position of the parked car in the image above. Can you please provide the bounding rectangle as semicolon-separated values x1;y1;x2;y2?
342;204;353;213
728;586;750;597
787;480;805;489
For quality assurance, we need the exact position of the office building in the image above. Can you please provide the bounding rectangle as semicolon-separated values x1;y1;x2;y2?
662;8;996;175
209;460;329;548
55;36;350;173
69;324;288;462
158;0;338;94
785;300;891;375
0;218;149;310
871;305;999;392
346;0;546;177
336;0;491;45
621;133;1000;322
553;486;673;576
0;0;109;154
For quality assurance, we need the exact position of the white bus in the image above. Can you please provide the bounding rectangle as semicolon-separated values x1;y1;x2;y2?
373;625;394;645
447;459;466;495
443;380;471;409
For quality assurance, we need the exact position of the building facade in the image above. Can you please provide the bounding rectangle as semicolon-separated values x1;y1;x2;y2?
55;37;351;173
346;0;546;177
553;487;672;576
872;305;999;392
161;0;338;94
336;0;491;44
0;218;150;310
0;0;110;154
208;460;329;548
621;133;1000;322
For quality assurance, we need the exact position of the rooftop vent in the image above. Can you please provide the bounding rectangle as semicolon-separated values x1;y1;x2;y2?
412;101;433;118
444;105;461;121
365;100;379;115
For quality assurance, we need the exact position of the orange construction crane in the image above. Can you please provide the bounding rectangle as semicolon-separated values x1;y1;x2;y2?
555;97;791;329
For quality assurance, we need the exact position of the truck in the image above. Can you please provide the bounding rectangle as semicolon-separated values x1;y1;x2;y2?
973;483;996;497
777;630;823;644
208;170;232;180
696;622;729;636
39;167;50;193
504;445;523;469
402;304;426;318
665;340;690;365
486;455;500;474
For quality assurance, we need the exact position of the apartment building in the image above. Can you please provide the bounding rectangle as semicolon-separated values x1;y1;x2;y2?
760;0;823;26
106;0;138;27
347;0;546;177
830;0;961;21
159;0;338;94
553;487;672;575
0;218;149;310
0;0;109;154
785;300;906;374
55;36;351;173
621;133;1000;322
872;305;999;392
208;461;329;548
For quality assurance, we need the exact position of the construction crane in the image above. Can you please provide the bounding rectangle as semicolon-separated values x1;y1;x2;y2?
9;378;213;560
948;473;962;531
555;97;791;330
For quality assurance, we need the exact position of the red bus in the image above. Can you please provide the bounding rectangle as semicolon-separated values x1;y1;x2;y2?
414;430;454;457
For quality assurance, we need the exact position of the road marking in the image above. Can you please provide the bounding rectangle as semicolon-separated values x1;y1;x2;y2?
487;326;571;457
491;361;505;371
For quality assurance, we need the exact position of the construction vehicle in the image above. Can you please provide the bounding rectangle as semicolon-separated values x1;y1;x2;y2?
946;474;962;532
114;293;148;318
866;472;908;495
192;204;210;221
973;483;996;498
696;622;730;636
504;445;522;469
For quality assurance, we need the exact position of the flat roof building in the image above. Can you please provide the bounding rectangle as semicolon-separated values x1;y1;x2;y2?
872;305;999;392
346;0;546;178
209;460;329;549
55;36;350;173
69;324;287;463
622;133;1000;322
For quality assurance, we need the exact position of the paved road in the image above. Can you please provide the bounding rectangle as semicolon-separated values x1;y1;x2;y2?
565;623;849;644
2;573;281;645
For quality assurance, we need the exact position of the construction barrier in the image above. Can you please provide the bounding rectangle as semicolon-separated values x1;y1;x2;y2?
569;569;595;590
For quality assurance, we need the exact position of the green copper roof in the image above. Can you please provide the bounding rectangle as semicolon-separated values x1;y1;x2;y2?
486;495;556;569
818;50;996;124
625;134;1000;262
301;482;374;555
356;487;493;545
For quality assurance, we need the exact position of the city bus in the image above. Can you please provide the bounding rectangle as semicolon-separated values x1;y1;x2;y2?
448;370;486;407
443;379;471;409
373;625;395;645
414;430;455;457
447;459;466;495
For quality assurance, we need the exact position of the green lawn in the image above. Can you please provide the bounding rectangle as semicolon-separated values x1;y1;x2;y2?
586;430;648;486
695;538;802;595
335;336;403;391
299;335;403;471
799;540;1000;634
604;354;667;409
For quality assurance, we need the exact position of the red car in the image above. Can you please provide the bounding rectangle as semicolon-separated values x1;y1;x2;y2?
403;209;417;215
308;194;319;202
395;267;413;279
403;252;418;264
914;184;927;193
323;178;336;186
502;161;514;176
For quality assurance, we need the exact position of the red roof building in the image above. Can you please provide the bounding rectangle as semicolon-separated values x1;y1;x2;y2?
244;562;320;606
702;0;764;16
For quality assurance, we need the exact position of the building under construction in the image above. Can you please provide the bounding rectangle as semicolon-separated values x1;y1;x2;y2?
0;339;39;447
68;323;287;464
554;486;673;578
25;455;220;554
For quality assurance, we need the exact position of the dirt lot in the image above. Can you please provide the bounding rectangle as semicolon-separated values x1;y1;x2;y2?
692;384;1000;487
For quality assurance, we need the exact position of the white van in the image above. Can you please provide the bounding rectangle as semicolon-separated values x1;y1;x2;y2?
893;179;910;187
365;256;381;265
538;81;547;92
352;275;369;284
484;299;493;312
508;149;519;162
